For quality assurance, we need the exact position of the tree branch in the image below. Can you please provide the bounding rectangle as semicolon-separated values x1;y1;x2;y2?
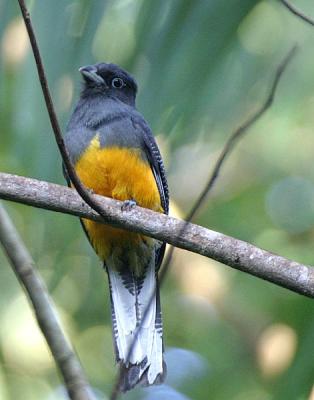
0;202;97;400
280;0;314;27
0;172;313;298
15;0;311;397
14;1;313;395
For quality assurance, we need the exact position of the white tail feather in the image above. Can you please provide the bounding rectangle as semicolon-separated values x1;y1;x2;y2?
106;252;164;390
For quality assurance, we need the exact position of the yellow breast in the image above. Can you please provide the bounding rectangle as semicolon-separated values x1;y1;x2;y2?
74;134;162;260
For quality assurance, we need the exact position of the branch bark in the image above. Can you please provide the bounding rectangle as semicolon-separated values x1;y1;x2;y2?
14;0;312;397
0;202;97;400
0;172;313;298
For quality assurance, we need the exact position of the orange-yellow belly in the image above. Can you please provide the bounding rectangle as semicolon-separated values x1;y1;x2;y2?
75;135;162;260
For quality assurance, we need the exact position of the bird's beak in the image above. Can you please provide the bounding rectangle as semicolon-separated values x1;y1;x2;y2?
79;65;105;85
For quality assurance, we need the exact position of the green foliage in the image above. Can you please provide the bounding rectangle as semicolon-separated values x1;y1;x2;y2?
0;0;314;399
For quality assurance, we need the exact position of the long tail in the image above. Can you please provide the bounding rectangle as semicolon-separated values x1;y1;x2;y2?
106;251;165;392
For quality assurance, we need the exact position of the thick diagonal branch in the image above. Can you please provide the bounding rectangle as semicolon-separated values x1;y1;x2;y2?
0;202;97;400
0;172;313;298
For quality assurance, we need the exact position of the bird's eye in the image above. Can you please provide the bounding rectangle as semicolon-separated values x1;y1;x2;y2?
111;77;125;89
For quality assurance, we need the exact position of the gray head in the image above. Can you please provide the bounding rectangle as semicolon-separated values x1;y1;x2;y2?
79;63;138;107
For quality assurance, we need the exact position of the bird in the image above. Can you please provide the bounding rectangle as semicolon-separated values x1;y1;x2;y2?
64;62;169;392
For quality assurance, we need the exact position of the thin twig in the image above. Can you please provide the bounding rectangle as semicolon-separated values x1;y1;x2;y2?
110;47;298;398
17;0;113;225
0;173;313;299
188;45;297;221
280;0;314;27
161;46;298;274
0;203;97;400
160;45;297;290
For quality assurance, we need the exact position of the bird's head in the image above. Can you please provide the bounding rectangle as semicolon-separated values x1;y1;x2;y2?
79;62;138;106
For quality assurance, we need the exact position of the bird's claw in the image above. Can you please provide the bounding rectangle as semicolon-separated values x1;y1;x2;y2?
121;199;137;211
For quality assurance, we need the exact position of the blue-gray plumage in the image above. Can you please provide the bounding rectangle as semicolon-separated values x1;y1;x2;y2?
64;62;169;392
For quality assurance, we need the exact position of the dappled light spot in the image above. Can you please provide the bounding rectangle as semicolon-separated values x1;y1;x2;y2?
256;323;297;377
168;199;184;220
0;295;53;373
164;347;209;387
0;295;76;375
237;2;283;55
1;17;29;66
55;75;74;113
172;251;230;305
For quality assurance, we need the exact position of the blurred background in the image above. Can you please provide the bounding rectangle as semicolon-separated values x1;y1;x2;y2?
1;0;314;399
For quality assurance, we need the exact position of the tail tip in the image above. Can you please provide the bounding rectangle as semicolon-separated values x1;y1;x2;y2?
119;361;167;393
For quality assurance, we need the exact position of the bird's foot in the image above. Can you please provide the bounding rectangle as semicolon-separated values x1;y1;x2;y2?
121;199;137;211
